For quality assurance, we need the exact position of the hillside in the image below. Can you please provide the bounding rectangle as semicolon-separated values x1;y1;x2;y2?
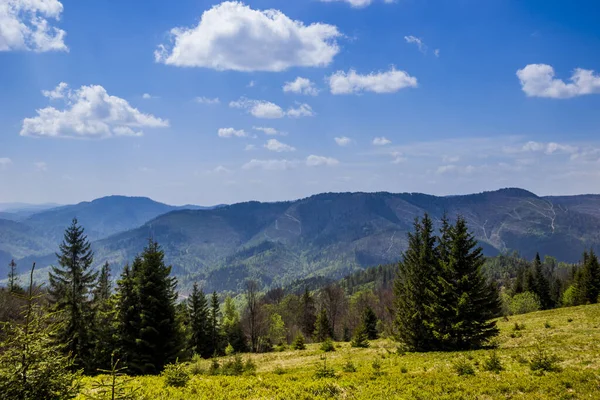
76;303;600;399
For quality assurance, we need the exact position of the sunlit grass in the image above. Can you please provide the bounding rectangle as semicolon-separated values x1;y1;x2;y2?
77;304;600;399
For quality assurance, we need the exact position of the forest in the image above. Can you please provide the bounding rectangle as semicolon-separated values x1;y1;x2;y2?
0;215;599;399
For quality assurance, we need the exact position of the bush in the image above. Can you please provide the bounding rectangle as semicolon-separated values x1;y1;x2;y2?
273;366;286;375
320;338;336;352
274;344;287;352
529;345;561;374
509;292;541;315
350;325;370;348
244;358;257;375
208;358;220;375
483;351;503;373
371;358;383;376
222;354;245;376
513;322;526;331
342;360;357;372
162;362;190;388
452;357;475;376
314;356;336;379
225;343;235;356
544;321;552;329
292;334;306;350
400;366;408;374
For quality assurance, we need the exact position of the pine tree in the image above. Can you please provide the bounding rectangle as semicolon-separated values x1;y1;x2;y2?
7;259;21;293
350;324;370;348
187;282;210;358
221;296;247;353
115;262;140;371
313;308;333;342
92;262;117;371
93;262;112;303
575;250;600;304
394;214;438;351
209;291;222;355
362;306;378;340
48;218;98;373
440;217;501;350
299;287;317;338
131;240;182;374
531;253;552;309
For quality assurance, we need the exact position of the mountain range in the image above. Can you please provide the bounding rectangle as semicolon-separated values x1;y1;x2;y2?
1;188;599;292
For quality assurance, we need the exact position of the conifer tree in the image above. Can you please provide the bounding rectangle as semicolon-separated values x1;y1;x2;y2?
131;240;182;374
221;296;247;352
531;253;552;309
313;308;333;342
439;217;501;350
299;287;317;338
7;259;20;293
362;306;378;340
209;291;222;355
187;282;210;358
93;262;112;303
394;214;438;351
92;262;117;371
115;262;140;371
48;218;98;373
350;324;370;348
575;250;600;304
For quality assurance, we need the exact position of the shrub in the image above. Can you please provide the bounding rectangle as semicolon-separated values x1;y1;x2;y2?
342;360;357;373
509;292;541;315
371;358;383;376
225;343;235;356
222;354;245;376
162;362;190;388
314;356;336;379
244;358;257;375
544;321;552;329
274;344;287;352
292;334;306;350
273;366;286;375
513;322;526;331
400;366;408;374
452;357;475;376
483;351;503;373
350;325;370;348
529;345;561;373
320;338;336;352
208;358;220;375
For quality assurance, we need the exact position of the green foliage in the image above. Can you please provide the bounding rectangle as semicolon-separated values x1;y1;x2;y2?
362;306;378;340
224;343;235;356
371;357;383;376
314;308;333;342
508;291;541;315
529;345;561;374
572;250;600;305
268;312;286;346
292;333;306;350
221;296;247;353
208;358;220;375
83;356;138;400
320;338;336;352
351;324;370;348
342;360;357;372
314;356;336;379
48;218;98;373
452;357;475;376
513;322;526;331
482;351;503;373
0;264;81;400
161;361;190;388
187;282;210;358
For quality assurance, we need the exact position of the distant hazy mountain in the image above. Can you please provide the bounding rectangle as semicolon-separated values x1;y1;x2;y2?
4;189;600;292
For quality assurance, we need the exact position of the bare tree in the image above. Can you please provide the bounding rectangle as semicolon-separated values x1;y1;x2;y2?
320;284;346;340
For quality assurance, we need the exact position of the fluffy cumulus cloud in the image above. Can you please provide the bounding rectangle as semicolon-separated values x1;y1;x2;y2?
264;138;295;152
0;0;67;52
155;1;341;72
283;77;319;96
20;83;169;138
328;67;417;94
242;159;295;170
230;98;314;118
195;96;220;104
306;155;339;166
334;136;352;146
373;137;391;146
218;127;247;138
253;126;285;135
517;64;600;99
318;0;395;8
515;141;578;155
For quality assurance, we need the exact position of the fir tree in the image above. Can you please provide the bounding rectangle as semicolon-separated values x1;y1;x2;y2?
440;217;501;350
350;324;370;348
575;250;600;304
7;259;20;293
93;262;112;303
313;308;333;342
531;253;552;309
187;282;210;358
115;262;140;371
299;287;317;338
92;262;117;371
394;214;438;351
362;306;378;340
221;296;247;353
209;291;222;355
131;240;182;374
48;218;98;373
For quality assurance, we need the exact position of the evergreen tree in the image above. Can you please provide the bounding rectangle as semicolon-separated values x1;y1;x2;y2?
132;240;182;374
7;259;20;293
362;306;378;340
531;253;552;309
439;217;501;350
393;214;438;351
575;250;600;304
187;282;210;358
92;262;117;371
48;218;98;373
93;262;112;303
350;324;370;348
221;296;247;352
209;291;222;355
115;262;140;371
313;308;333;342
299;287;317;338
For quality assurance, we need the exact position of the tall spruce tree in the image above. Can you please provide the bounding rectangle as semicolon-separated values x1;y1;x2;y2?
115;262;140;371
92;262;117;371
440;217;501;350
209;291;222;355
394;214;438;351
48;218;98;373
299;287;317;338
313;308;333;342
187;282;210;358
7;259;20;293
531;253;552;309
362;306;378;340
132;240;182;374
93;262;112;303
575;250;600;304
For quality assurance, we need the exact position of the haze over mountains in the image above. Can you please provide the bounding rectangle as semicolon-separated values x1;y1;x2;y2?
1;188;599;292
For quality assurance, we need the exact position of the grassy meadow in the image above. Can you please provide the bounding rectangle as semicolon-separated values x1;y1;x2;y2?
77;304;600;400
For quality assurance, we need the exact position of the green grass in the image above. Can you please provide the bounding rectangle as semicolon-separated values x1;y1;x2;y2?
77;304;600;399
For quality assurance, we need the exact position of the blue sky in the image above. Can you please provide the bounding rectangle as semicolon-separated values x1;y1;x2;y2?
1;0;600;206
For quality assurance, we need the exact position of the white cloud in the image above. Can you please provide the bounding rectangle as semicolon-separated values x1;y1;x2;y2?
0;157;12;169
231;98;314;118
155;1;341;72
434;49;440;57
373;137;391;146
0;0;67;52
306;155;339;167
283;77;319;96
391;151;406;164
21;83;169;138
404;35;427;54
264;138;295;152
34;161;47;171
287;103;315;118
195;96;220;104
519;141;578;155
436;164;475;175
328;67;417;94
442;155;460;163
244;144;256;151
253;126;285;136
212;165;232;174
334;136;352;146
517;64;600;99
318;0;395;8
218;127;247;138
142;93;160;99
242;159;295;170
247;80;256;88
